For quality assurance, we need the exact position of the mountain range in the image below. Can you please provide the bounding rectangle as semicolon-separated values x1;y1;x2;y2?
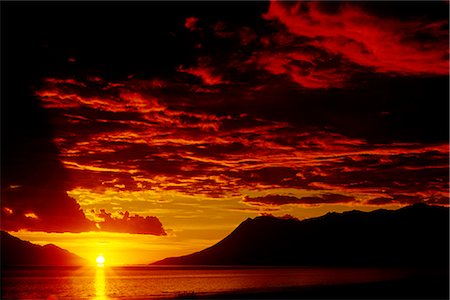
152;203;449;266
1;231;86;266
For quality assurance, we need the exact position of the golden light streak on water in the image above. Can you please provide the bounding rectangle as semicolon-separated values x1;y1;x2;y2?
95;266;107;300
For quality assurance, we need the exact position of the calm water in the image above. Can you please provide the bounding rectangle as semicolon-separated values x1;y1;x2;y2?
1;266;411;299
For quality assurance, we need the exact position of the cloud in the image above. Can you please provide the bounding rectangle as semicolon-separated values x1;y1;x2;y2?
244;193;356;206
263;1;449;76
259;212;299;220
249;50;348;89
5;1;448;238
1;191;94;233
23;2;450;212
178;59;227;86
185;16;199;31
242;1;448;89
366;197;394;206
1;83;96;233
1;92;167;235
95;209;166;235
32;75;450;202
1;190;166;235
367;194;449;206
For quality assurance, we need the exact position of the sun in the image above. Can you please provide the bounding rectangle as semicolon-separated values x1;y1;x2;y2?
96;255;105;266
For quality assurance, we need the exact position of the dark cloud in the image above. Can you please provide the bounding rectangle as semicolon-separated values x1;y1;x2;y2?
95;210;166;235
1;25;94;233
366;197;395;206
244;193;356;206
1;194;166;235
259;213;299;220
1;191;93;233
366;194;449;206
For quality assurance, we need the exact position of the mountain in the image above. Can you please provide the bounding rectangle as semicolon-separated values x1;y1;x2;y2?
1;231;87;266
153;204;449;266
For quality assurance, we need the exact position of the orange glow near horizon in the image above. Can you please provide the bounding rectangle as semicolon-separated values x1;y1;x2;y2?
8;201;407;265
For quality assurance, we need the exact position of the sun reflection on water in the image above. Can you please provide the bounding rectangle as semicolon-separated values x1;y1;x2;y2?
95;267;107;300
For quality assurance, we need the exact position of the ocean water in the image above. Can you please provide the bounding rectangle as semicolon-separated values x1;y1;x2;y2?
1;266;411;299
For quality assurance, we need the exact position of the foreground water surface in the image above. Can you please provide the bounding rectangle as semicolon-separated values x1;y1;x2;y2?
0;266;426;299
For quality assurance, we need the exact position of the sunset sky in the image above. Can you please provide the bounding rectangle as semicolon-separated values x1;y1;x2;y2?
2;1;449;265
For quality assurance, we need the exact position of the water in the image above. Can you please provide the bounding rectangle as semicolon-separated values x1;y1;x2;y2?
1;266;411;299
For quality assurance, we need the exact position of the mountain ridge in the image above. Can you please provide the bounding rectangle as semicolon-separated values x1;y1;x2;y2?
1;231;87;266
152;204;449;266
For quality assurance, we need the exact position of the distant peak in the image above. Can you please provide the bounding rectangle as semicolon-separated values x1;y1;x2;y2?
410;202;430;208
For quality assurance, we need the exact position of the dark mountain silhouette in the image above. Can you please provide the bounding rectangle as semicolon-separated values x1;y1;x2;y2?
153;203;449;266
1;231;87;266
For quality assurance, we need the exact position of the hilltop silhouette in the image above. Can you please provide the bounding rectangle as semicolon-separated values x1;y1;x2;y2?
153;203;449;266
1;231;87;266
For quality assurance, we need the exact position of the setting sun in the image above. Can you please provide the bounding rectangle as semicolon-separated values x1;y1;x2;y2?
96;255;105;266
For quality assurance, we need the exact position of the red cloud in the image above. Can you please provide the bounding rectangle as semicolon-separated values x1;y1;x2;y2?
178;56;228;86
34;74;449;203
250;51;347;89
178;65;225;85
95;209;166;235
264;1;449;76
185;16;199;31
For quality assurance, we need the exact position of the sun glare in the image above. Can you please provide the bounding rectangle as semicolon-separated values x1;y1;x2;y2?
96;255;105;266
